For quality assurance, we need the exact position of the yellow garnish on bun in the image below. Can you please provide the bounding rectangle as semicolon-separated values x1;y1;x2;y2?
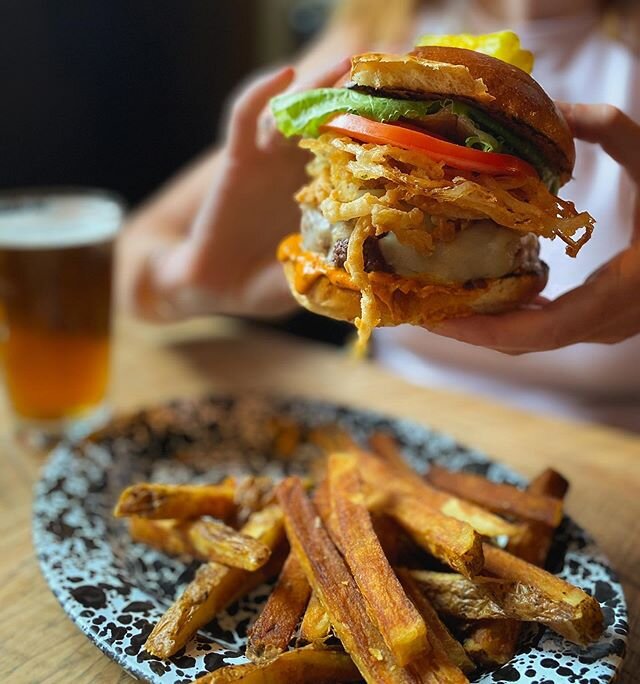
415;31;534;74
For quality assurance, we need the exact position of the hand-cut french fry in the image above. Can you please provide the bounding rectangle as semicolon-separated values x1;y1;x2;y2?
276;477;441;684
295;480;334;646
482;543;603;645
398;570;475;676
425;465;563;527
327;452;428;666
371;514;405;565
300;591;331;644
411;564;604;647
294;478;334;647
461;620;522;667
233;476;276;526
129;518;199;558
526;467;570;500
507;469;569;565
188;518;271;571
358;450;519;540
114;480;236;520
195;646;361;683
369;432;417;478
463;468;570;666
410;570;578;622
312;478;331;525
356;452;483;577
128;516;271;571
144;505;285;658
386;492;484;578
246;552;311;663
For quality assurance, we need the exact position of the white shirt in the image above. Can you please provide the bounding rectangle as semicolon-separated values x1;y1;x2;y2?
375;7;640;432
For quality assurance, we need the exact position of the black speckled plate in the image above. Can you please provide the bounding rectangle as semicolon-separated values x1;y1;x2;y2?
33;394;627;684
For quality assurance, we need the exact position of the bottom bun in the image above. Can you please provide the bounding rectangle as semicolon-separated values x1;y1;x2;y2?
280;239;548;328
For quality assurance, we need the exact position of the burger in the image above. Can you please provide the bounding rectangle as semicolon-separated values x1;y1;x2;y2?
271;32;595;349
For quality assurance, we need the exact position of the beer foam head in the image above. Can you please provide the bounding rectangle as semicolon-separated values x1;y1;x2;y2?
0;192;123;248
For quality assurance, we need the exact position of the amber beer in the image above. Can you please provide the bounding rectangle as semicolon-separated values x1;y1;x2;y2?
0;191;123;438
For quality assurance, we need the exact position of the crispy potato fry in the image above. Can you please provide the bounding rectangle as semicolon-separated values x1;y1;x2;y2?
195;646;361;683
233;476;276;526
463;468;569;666
312;478;331;524
425;465;563;527
295;479;335;647
412;560;603;648
398;570;475;676
300;592;331;644
386;492;484;577
358;452;482;576
277;477;439;684
371;514;405;565
128;517;271;571
145;505;285;658
482;543;603;645
114;480;236;520
526;468;570;500
246;552;311;663
410;570;579;622
128;518;199;558
368;432;417;478
295;479;335;646
358;450;519;540
461;620;522;667
507;469;569;565
327;452;428;666
188;519;271;571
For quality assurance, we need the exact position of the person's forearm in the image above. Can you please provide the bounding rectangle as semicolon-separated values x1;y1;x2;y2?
116;147;225;320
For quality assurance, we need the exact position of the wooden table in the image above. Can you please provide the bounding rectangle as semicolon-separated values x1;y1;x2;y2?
1;317;638;683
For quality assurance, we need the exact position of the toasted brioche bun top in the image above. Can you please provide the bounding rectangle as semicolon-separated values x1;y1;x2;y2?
350;51;496;103
347;47;575;184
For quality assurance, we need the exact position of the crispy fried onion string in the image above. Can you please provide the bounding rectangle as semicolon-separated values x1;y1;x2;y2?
345;216;379;355
298;135;595;256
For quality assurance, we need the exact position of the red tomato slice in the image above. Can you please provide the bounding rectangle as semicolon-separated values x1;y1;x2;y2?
321;113;538;178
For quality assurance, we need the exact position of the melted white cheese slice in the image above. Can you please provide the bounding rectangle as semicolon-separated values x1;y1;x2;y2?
379;221;523;282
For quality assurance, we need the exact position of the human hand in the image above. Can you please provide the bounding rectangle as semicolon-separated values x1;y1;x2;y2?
428;103;640;354
137;58;349;320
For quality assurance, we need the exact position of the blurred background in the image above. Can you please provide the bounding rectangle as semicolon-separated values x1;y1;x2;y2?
0;0;348;342
0;0;333;205
4;0;639;203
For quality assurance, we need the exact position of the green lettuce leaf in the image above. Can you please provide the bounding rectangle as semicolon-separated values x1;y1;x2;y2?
271;88;443;138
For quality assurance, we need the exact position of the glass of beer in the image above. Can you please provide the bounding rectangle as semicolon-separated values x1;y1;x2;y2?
0;189;124;445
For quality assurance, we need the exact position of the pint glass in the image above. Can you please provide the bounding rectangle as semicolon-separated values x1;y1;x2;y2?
0;189;124;443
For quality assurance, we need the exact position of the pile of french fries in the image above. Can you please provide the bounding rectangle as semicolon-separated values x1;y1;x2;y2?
114;429;604;684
